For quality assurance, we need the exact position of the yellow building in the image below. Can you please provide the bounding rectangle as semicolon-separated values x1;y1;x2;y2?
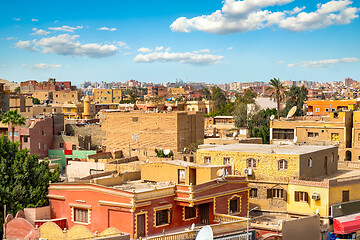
167;87;185;95
196;143;338;213
94;89;123;103
287;170;360;218
62;101;95;119
186;100;214;114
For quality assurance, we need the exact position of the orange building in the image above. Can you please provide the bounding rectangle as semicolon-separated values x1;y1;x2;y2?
307;100;360;116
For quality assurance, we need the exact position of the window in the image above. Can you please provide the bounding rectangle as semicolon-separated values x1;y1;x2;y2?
316;108;320;112
342;190;350;202
278;159;288;170
271;189;284;199
132;117;138;122
156;209;171;226
223;157;230;165
294;191;308;202
38;142;41;149
43;144;46;150
308;158;312;168
42;130;46;135
358;133;360;141
74;208;89;223
272;129;294;140
56;94;58;97
331;133;339;141
23;136;29;143
331;153;334;162
184;207;196;220
229;197;240;213
315;132;319;137
59;143;64;148
325;108;329;112
247;158;256;169
332;108;336;112
249;188;258;198
204;157;211;164
72;95;74;97
308;132;314;137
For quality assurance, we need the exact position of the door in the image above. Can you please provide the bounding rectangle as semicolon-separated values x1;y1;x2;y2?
199;203;209;225
178;169;185;184
137;214;146;238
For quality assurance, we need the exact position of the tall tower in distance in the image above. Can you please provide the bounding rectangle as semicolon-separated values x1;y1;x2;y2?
83;95;91;120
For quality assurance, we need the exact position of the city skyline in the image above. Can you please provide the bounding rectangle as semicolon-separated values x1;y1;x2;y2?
0;0;359;84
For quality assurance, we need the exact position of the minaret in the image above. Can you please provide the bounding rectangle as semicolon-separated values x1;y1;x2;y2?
83;95;91;120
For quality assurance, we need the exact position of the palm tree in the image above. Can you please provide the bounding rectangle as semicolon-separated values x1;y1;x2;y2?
1;110;26;142
267;78;286;119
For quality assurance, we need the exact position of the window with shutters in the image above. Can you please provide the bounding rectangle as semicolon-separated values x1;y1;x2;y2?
223;157;230;165
156;209;171;226
267;188;285;199
184;207;196;220
73;208;89;223
204;157;211;164
342;190;350;202
272;129;294;140
294;191;309;202
249;188;258;198
278;159;288;170
247;158;256;169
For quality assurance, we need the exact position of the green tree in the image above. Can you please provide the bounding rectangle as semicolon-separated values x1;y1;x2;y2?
1;110;26;142
0;135;60;237
32;97;41;104
211;86;227;112
281;85;308;117
200;87;211;100
235;89;257;105
129;89;137;104
14;86;20;93
267;78;286;119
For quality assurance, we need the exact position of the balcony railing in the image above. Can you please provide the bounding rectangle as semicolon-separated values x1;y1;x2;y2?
213;213;247;223
146;230;196;240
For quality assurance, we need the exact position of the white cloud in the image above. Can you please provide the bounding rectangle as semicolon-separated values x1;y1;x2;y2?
134;49;223;65
155;46;164;52
31;28;50;35
137;47;152;53
54;20;59;23
1;65;7;67
123;52;131;56
194;49;211;53
32;18;39;22
15;40;38;52
118;41;130;49
1;37;18;40
15;34;118;58
227;47;234;50
277;60;285;64
170;0;359;34
48;25;83;32
287;57;360;68
97;27;117;31
13;18;21;21
22;64;28;67
31;63;62;69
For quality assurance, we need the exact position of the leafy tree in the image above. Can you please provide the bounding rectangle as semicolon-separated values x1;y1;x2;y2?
281;85;308;117
248;108;277;144
119;99;131;104
211;86;227;112
155;148;174;158
1;110;26;142
267;78;286;119
235;89;257;105
200;87;211;100
32;97;41;104
0;135;60;237
14;86;20;93
129;89;137;104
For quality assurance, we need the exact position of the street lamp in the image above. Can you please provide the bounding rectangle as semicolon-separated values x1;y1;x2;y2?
247;206;259;240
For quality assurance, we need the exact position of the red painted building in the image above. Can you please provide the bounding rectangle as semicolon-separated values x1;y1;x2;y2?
48;175;248;239
147;85;167;97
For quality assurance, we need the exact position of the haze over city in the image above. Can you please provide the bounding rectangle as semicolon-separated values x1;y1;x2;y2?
1;0;359;84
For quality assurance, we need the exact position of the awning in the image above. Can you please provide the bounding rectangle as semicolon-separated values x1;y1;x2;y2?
333;212;360;234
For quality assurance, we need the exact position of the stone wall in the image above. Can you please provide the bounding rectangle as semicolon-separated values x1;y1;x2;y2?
66;123;105;147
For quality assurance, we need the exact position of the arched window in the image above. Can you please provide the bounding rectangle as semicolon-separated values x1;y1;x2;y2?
278;159;288;170
247;158;256;169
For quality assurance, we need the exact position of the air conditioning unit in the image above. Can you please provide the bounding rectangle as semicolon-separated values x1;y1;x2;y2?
311;193;320;200
244;168;252;176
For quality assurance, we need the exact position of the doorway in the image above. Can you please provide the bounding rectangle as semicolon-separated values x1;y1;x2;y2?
137;214;146;238
345;151;352;161
324;156;328;175
199;203;209;225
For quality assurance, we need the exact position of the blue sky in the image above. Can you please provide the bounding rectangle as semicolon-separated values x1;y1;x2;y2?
0;0;359;85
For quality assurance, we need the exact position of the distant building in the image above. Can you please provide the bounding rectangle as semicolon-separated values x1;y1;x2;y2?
186;100;214;114
147;85;167;97
344;77;356;87
307;99;359;116
20;78;76;93
101;111;204;154
93;88;123;103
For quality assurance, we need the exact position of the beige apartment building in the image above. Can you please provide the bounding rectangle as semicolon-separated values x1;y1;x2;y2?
93;89;123;103
101;111;204;154
186;100;214;114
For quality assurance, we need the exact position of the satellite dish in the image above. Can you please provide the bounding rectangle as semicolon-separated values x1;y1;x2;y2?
233;132;238;138
287;106;297;118
316;208;319;215
190;223;195;230
167;106;173;111
196;226;213;240
270;115;275;121
216;169;224;177
164;149;171;155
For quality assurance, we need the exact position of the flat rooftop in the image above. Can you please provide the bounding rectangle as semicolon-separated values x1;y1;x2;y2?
159;160;228;168
112;180;174;193
198;143;336;155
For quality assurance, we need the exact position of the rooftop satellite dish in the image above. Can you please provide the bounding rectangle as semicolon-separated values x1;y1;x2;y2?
287;106;297;118
164;149;171;155
190;223;195;230
167;106;172;111
270;115;275;121
216;169;224;177
233;131;238;138
196;226;213;240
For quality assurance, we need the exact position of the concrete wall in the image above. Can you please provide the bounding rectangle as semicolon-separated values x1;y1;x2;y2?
65;123;105;147
282;215;320;240
24;206;51;225
66;161;105;180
